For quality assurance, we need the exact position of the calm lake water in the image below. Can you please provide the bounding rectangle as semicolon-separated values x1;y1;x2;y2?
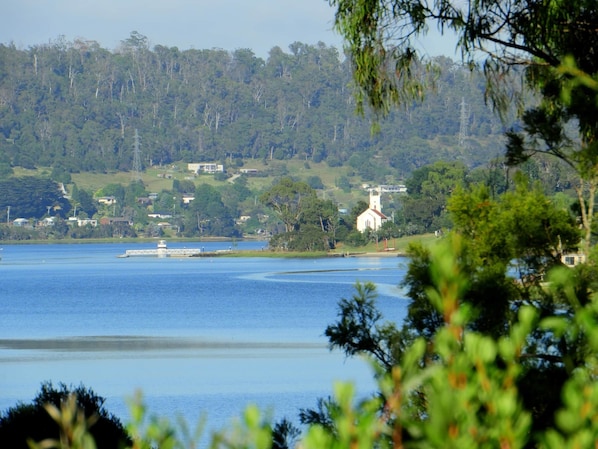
0;241;409;434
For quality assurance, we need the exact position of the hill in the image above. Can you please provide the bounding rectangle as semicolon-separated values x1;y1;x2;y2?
0;35;512;185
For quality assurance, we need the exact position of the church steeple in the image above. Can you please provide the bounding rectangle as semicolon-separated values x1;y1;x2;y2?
369;187;381;211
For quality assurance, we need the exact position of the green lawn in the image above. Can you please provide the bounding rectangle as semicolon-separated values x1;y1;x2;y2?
15;160;369;206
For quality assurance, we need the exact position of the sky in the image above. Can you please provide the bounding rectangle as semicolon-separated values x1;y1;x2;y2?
2;0;458;59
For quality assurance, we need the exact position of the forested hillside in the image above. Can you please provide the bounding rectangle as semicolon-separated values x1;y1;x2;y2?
0;33;509;180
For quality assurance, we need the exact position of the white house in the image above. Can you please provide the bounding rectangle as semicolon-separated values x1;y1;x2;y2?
188;163;224;174
182;195;195;204
12;218;29;227
97;196;117;205
356;188;389;232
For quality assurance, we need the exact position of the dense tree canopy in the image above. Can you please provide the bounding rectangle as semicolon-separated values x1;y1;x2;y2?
0;177;71;219
329;0;596;114
260;178;317;233
185;183;240;238
0;35;508;183
260;178;339;251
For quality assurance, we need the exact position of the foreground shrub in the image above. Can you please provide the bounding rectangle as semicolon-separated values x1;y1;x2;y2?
0;382;130;449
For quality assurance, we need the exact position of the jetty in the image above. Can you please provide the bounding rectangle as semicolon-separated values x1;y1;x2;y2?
119;240;204;258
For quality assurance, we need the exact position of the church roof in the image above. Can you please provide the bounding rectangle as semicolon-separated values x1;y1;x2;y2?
373;209;388;219
361;208;388;219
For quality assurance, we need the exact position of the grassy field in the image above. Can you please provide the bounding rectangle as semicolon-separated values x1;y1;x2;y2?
14;160;368;209
330;233;437;254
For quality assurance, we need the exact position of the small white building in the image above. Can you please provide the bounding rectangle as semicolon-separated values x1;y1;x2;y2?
39;217;56;227
97;196;117;205
562;253;585;267
188;163;224;174
379;184;407;193
68;217;98;227
182;195;195;204
356;189;389;232
12;218;29;227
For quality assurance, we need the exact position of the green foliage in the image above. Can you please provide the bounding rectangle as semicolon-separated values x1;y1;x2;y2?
209;405;272;449
316;238;598;449
125;391;203;449
70;185;98;218
268;228;330;252
325;281;402;371
307;176;324;190
329;0;598;120
397;161;469;234
0;382;130;449
448;177;580;277
0;177;71;219
184;184;240;238
271;418;300;449
377;221;402;240
260;178;339;250
50;166;72;185
97;184;125;204
260;178;316;233
342;230;367;247
172;179;195;195
27;394;98;449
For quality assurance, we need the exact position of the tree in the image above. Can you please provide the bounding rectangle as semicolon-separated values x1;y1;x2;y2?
347;200;368;229
259;178;316;233
184;183;239;237
70;184;97;218
325;281;402;372
0;382;130;449
0;177;71;219
0;37;516;179
261;178;340;251
400;161;468;233
330;0;598;255
271;418;301;449
97;184;125;205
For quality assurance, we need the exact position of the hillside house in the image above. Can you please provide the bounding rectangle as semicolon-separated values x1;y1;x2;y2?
99;217;133;226
182;195;195;204
356;188;389;232
97;196;117;205
239;168;259;175
188;163;224;174
38;217;56;227
12;218;30;227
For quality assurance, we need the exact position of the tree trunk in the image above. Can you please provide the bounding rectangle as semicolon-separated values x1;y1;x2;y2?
575;175;596;259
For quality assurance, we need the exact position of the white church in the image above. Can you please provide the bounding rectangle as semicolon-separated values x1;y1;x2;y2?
356;188;389;232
